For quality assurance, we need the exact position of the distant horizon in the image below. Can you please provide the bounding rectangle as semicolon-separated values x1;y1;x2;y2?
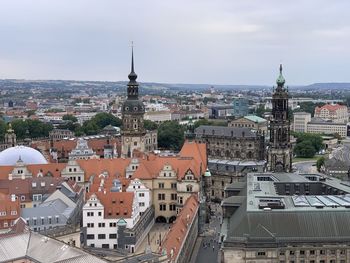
2;78;350;89
1;1;350;84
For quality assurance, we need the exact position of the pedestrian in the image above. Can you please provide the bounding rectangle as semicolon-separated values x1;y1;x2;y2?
212;245;215;251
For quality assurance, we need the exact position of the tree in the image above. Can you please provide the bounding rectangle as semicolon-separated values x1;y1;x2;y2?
0;120;7;141
62;114;78;123
144;120;158;131
255;104;265;117
157;121;186;151
292;132;324;153
11;119;53;139
294;140;316;158
82;113;121;135
316;156;325;172
294;102;326;117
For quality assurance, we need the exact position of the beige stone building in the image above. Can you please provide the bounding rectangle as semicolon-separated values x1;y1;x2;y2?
229;115;268;134
293;111;311;132
307;118;347;138
314;104;348;123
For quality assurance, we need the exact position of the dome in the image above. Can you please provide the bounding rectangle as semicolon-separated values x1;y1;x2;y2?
0;146;48;166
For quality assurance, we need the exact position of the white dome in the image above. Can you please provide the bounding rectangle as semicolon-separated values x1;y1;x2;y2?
0;146;48;166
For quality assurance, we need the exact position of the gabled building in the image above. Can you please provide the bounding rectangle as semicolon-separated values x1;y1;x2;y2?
82;190;153;253
0;193;20;229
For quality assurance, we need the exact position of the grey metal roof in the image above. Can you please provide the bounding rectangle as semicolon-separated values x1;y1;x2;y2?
223;172;350;246
226;205;350;244
195;126;257;138
0;232;107;263
21;199;75;220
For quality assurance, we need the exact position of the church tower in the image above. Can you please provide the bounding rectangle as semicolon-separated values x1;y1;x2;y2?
267;65;292;172
121;46;146;157
5;123;16;147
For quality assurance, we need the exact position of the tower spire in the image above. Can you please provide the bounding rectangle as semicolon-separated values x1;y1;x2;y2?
128;42;137;82
276;63;285;87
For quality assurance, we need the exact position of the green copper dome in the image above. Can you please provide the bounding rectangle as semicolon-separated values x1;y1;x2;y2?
204;168;211;177
276;64;285;86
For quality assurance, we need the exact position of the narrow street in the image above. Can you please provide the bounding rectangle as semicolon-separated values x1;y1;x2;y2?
195;203;222;263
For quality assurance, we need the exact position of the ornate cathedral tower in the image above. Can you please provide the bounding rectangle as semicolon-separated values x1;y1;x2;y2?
121;47;146;157
267;65;292;172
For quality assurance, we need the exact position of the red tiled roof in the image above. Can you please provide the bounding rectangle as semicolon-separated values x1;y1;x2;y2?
77;158;131;182
87;191;135;219
162;194;199;261
132;142;207;180
315;104;347;113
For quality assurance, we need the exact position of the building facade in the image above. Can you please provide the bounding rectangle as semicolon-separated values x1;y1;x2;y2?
229;115;268;134
232;97;249;118
293;111;311;132
267;65;292;173
195;126;265;161
314;104;348;123
307;118;347;138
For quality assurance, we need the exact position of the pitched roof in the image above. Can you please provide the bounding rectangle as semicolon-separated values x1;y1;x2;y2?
0;228;107;263
87;191;135;219
162;195;199;262
315;104;347;113
77;158;131;181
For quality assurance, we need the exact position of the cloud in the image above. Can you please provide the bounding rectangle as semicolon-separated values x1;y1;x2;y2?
0;0;350;84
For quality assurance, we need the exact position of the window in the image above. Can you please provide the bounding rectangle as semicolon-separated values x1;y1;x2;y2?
139;202;145;207
86;234;95;240
87;212;94;217
279;251;285;256
10;211;17;216
257;251;266;256
158;183;164;189
98;234;106;239
98;223;105;228
98;212;102;216
186;185;193;192
21;195;25;201
110;222;117;227
41;218;45;225
169;204;176;211
102;244;109;249
300;250;305;255
171;183;177;189
87;223;94;228
178;196;183;205
48;217;52;224
289;251;295;255
171;193;177;201
139;193;145;197
320;250;325;255
159;204;166;211
158;193;165;200
330;249;336;255
109;234;117;239
310;250;315;255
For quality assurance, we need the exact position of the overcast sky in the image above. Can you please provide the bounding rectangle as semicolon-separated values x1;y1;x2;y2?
0;0;349;85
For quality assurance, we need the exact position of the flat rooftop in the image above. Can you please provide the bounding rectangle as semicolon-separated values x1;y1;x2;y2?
246;172;350;212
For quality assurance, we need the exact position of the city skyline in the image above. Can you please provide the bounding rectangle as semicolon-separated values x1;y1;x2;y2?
0;0;350;85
